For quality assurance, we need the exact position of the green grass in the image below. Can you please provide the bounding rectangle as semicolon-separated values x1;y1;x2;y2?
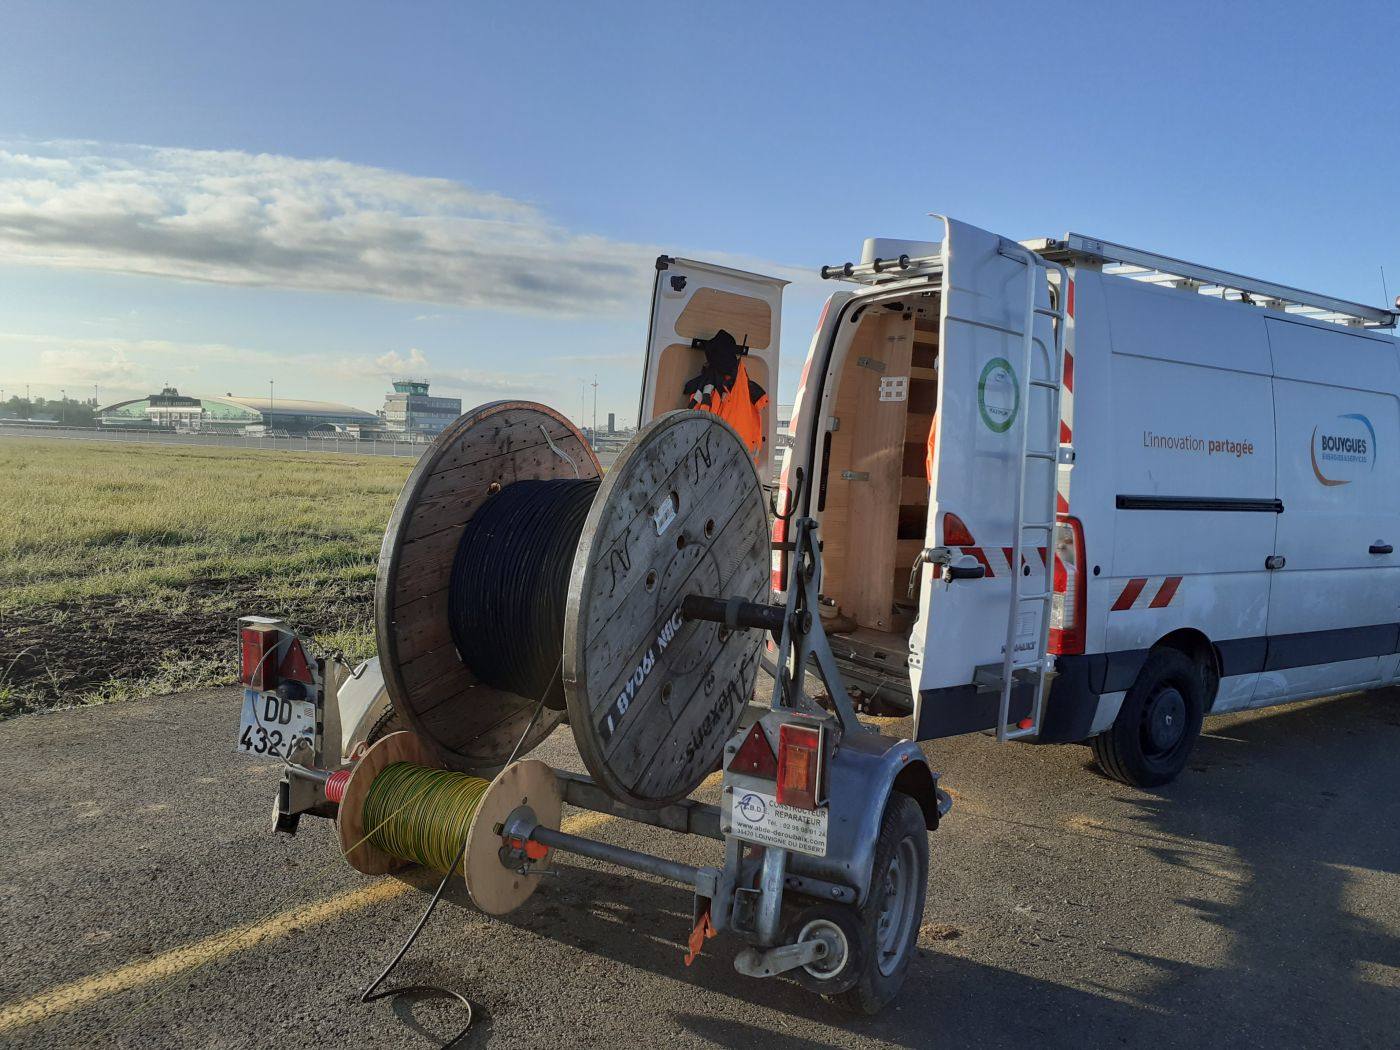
0;437;412;716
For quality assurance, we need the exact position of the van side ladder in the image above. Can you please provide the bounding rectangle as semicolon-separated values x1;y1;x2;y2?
988;245;1069;742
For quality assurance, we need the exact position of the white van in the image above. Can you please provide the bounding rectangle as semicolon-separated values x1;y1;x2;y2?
637;218;1400;786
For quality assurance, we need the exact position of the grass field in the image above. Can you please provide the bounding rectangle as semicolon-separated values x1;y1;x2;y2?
0;437;413;717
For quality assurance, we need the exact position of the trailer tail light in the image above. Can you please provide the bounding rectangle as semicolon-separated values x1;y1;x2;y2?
941;512;975;547
1048;516;1086;655
240;625;280;690
776;723;823;810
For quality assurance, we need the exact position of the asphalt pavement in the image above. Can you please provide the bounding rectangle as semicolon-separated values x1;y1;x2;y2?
2;682;1397;1049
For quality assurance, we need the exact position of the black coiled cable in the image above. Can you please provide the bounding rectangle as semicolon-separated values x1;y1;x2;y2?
448;478;600;709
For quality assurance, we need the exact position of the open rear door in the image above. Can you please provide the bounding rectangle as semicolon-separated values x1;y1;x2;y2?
639;257;788;481
910;218;1062;740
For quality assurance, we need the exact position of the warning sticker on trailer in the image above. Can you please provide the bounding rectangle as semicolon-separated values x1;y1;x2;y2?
729;787;828;857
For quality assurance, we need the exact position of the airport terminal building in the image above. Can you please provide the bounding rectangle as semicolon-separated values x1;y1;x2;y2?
98;388;379;434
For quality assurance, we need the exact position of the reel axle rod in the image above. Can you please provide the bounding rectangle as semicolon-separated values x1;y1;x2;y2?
681;594;787;635
510;816;719;896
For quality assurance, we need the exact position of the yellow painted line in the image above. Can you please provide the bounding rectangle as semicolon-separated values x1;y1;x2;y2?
0;807;616;1035
0;877;406;1035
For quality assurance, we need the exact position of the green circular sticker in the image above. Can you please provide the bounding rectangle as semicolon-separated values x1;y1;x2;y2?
978;357;1019;433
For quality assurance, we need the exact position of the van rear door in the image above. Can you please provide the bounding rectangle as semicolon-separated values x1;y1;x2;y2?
909;218;1061;739
639;257;788;481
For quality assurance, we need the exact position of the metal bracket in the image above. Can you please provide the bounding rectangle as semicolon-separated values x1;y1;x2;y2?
733;939;828;979
772;516;866;737
840;470;869;482
855;355;886;373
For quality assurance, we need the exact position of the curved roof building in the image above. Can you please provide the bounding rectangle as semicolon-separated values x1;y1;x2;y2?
98;389;378;433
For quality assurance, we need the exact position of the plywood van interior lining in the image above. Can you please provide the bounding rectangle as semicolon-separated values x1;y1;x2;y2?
648;288;773;446
818;295;939;656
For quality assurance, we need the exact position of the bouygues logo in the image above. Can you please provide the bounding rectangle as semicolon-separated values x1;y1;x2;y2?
978;357;1020;433
1310;413;1376;487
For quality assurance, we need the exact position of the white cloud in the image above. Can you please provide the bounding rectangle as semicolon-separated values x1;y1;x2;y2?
36;347;141;385
362;346;550;398
0;142;664;315
373;347;430;373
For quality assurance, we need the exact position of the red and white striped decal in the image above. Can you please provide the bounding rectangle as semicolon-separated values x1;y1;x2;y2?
1055;281;1075;517
1052;275;1069;518
1110;576;1183;612
958;545;1047;579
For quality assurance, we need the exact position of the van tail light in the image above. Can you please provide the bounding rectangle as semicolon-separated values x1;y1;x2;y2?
942;512;975;547
1048;515;1086;655
776;723;823;810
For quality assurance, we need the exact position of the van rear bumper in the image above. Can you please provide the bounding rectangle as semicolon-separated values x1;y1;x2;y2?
1038;654;1115;742
914;653;1139;744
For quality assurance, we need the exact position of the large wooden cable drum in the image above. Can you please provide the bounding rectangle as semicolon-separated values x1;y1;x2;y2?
375;401;601;769
563;410;770;807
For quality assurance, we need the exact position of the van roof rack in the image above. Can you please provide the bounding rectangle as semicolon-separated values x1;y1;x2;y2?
1027;232;1399;330
819;253;943;285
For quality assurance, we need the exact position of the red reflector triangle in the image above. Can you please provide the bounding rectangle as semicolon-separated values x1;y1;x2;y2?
728;722;778;778
278;639;314;685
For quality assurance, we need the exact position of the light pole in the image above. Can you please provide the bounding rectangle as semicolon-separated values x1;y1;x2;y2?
591;375;598;441
269;379;275;431
60;388;66;425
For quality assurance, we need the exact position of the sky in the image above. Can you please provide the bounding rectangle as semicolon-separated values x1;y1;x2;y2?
1;1;1397;424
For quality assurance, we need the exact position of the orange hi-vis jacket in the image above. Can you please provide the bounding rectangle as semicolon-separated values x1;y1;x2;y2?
691;358;768;461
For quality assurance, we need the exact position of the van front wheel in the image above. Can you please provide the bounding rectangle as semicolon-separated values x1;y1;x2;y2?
1091;648;1204;787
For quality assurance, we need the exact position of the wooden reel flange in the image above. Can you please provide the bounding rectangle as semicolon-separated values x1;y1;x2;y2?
563;410;770;808
463;758;561;915
375;401;601;770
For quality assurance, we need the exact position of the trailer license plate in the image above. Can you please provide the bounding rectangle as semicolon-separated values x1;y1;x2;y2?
730;788;828;857
236;688;315;759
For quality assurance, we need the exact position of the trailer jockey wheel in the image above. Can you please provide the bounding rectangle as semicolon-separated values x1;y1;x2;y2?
1091;648;1205;789
789;906;862;996
792;793;929;1014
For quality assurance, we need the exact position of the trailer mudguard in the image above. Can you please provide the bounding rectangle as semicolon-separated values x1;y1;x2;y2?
785;729;943;907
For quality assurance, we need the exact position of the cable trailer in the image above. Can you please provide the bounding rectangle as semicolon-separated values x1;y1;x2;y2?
240;403;949;1028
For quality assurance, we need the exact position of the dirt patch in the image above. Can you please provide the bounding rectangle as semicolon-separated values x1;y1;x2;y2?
0;575;375;717
920;922;963;942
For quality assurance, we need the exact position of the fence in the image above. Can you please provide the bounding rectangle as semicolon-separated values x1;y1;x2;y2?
0;423;433;459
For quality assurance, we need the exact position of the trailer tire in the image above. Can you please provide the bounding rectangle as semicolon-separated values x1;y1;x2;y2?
1091;648;1204;788
825;792;928;1015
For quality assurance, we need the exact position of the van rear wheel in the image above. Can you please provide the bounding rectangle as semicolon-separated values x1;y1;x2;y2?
1091;648;1204;788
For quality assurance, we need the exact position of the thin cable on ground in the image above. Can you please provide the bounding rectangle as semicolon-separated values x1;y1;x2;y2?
356;685;552;1049
102;474;536;1040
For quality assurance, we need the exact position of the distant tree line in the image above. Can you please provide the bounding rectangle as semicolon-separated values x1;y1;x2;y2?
0;395;98;427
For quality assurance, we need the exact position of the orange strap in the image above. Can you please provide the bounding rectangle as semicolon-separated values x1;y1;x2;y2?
684;903;717;966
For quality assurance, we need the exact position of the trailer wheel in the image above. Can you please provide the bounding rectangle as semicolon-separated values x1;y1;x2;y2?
1091;648;1204;788
797;792;928;1015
